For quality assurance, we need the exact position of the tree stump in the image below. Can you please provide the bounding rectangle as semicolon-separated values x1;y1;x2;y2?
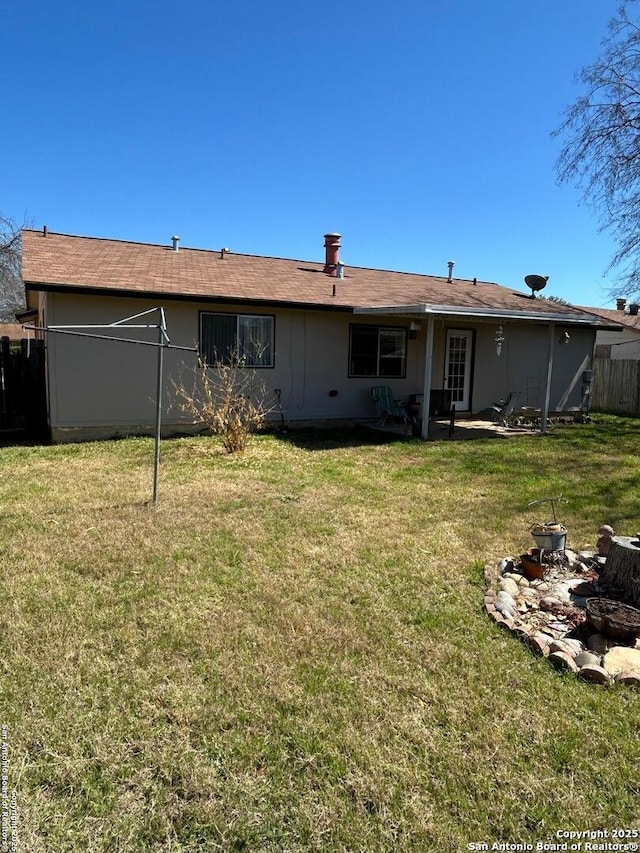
599;536;640;607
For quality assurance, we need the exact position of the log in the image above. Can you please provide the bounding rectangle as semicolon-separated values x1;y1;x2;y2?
599;537;640;607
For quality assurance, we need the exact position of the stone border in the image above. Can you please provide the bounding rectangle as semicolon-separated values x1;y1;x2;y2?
484;560;640;689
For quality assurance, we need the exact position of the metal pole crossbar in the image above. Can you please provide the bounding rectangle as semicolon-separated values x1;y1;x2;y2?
22;308;198;506
25;326;196;351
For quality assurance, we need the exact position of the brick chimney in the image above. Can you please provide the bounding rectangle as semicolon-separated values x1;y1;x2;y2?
616;297;627;312
323;233;341;275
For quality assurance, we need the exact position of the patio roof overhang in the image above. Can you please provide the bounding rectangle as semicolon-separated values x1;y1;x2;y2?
353;302;618;441
353;303;622;329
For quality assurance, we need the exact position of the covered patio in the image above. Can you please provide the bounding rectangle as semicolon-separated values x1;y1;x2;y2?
367;416;547;441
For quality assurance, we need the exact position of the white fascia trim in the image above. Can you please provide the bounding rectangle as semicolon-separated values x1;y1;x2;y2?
353;303;619;327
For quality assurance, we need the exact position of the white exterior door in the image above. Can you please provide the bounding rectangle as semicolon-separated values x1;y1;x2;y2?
444;329;473;411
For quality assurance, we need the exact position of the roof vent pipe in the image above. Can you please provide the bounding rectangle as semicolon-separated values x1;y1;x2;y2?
630;303;639;316
447;260;455;283
323;233;342;275
43;225;48;237
616;297;627;312
171;235;180;252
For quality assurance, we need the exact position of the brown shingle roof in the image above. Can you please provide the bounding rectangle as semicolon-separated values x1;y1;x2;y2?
577;305;640;331
22;229;601;322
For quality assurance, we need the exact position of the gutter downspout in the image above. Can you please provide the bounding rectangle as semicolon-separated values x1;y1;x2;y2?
421;316;435;439
542;323;555;434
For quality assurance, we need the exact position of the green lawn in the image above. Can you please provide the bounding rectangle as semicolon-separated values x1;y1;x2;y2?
1;415;639;851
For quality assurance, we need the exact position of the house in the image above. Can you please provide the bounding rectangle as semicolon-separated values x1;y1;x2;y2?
576;298;640;415
578;298;640;360
20;228;616;442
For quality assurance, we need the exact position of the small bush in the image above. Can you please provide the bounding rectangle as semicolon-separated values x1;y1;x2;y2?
174;354;274;453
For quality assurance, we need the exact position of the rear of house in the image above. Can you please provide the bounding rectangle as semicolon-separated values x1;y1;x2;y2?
20;229;610;441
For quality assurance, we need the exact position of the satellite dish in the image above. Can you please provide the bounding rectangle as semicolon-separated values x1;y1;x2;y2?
524;274;549;298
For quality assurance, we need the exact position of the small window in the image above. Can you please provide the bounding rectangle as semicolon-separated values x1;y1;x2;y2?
349;325;407;377
200;313;274;367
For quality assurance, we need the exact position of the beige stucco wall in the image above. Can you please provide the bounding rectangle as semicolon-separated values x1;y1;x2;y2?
42;292;596;439
595;326;640;360
471;322;594;411
44;293;431;436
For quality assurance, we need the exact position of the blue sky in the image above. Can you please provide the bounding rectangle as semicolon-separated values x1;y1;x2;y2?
2;1;621;307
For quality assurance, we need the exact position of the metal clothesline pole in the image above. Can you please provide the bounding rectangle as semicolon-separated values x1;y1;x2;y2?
26;326;195;350
152;308;166;506
23;308;198;507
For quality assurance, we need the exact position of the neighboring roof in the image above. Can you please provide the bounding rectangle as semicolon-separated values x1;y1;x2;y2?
577;305;640;332
22;229;609;326
0;323;25;341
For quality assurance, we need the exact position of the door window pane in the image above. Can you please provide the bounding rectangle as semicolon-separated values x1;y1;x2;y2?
447;334;467;402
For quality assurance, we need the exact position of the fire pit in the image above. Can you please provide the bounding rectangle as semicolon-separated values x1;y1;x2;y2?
585;598;640;641
485;521;640;688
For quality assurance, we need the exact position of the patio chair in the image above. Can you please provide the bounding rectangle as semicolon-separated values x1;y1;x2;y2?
371;386;409;428
479;391;521;427
495;391;522;427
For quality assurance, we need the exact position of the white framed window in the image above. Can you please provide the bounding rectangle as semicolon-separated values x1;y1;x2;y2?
349;325;407;377
200;312;274;367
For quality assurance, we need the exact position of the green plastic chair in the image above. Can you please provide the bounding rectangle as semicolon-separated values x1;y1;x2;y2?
371;386;409;427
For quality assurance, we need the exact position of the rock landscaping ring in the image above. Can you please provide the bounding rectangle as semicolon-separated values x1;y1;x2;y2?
484;552;640;690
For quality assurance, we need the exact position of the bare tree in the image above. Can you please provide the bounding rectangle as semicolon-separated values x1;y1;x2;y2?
555;2;640;297
0;214;26;321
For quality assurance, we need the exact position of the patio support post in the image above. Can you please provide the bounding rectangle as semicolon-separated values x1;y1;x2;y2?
421;315;435;440
542;322;555;434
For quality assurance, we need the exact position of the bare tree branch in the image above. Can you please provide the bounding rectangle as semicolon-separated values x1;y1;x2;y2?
0;214;27;321
555;2;640;297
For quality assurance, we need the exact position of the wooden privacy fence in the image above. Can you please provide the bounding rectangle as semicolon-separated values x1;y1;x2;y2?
591;357;640;415
0;336;48;439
